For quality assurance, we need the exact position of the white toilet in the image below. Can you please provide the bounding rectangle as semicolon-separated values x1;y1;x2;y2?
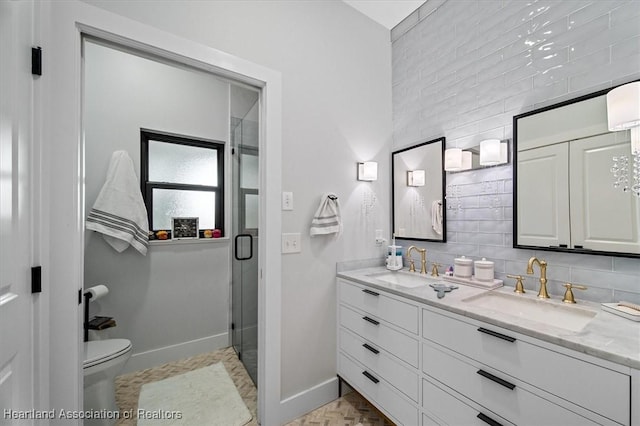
83;338;132;425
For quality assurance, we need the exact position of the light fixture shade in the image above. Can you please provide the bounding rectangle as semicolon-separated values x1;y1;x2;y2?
444;148;462;171
480;139;502;165
407;169;426;186
357;161;378;181
607;82;640;131
461;151;472;171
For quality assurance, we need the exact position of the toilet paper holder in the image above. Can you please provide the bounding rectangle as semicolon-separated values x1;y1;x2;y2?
83;285;114;342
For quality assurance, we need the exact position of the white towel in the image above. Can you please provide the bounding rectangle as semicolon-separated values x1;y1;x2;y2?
431;199;443;235
86;151;149;255
310;193;342;236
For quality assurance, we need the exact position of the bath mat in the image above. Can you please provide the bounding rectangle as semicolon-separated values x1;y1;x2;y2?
137;362;252;426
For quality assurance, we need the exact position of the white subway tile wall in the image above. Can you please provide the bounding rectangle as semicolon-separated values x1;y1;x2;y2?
392;0;640;304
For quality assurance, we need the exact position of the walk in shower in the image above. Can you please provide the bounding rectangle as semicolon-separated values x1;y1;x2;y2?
230;85;260;385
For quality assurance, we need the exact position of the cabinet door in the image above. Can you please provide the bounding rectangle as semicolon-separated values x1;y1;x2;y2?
517;143;570;247
570;132;640;253
423;378;514;426
338;352;419;426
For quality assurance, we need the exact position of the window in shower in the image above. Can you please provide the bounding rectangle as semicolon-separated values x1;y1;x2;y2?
141;130;225;236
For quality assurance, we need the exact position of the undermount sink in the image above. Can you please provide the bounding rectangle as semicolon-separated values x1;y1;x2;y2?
462;291;597;332
367;271;434;288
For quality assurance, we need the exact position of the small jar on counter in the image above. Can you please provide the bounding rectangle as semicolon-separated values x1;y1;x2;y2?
474;258;495;282
454;256;473;278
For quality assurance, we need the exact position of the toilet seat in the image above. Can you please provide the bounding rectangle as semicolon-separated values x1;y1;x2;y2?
83;339;132;369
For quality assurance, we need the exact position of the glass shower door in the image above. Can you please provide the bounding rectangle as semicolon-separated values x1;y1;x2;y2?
231;96;259;386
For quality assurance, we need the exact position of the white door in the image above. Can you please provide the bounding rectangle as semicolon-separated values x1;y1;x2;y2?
0;0;37;418
570;132;640;253
517;143;570;248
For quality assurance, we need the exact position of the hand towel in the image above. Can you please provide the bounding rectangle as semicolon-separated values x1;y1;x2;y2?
310;193;342;236
431;199;443;235
86;151;149;255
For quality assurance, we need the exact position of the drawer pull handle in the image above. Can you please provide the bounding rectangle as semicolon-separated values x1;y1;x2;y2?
362;343;379;354
477;327;516;343
477;412;503;426
477;369;516;390
362;316;380;326
362;289;380;296
362;370;379;384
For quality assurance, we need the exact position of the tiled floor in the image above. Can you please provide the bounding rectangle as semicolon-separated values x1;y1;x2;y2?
114;346;390;425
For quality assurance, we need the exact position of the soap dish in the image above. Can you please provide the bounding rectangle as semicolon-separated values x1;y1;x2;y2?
601;303;640;322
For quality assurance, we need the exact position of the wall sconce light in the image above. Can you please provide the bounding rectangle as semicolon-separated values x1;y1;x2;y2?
479;139;508;166
444;148;472;172
357;161;378;181
461;151;472;171
607;81;640;196
407;169;425;186
444;148;462;171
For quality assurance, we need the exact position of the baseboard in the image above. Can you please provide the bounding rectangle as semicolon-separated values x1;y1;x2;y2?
122;332;229;374
278;376;339;424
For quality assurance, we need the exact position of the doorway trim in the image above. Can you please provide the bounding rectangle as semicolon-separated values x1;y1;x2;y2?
43;2;282;423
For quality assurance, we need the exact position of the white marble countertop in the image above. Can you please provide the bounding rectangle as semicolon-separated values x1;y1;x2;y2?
338;266;640;370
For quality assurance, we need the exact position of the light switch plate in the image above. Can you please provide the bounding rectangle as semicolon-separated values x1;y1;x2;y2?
282;233;301;253
282;192;293;210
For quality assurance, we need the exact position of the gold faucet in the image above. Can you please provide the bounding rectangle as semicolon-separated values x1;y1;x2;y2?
407;246;427;274
526;256;549;299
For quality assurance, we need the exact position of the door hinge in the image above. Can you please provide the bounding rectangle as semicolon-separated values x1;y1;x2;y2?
231;322;235;330
31;46;42;76
31;266;42;293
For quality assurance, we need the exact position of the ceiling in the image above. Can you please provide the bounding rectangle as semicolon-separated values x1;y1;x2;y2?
343;0;426;29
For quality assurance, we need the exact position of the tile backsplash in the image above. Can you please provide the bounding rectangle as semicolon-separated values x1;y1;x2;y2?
392;0;640;304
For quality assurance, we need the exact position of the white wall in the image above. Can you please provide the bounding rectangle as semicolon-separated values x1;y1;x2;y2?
84;40;232;368
392;0;640;304
80;0;393;403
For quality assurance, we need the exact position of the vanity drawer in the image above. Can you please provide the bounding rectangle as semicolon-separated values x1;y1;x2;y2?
340;304;419;367
422;378;514;426
423;310;627;426
339;327;419;402
338;352;419;426
339;280;419;334
423;342;609;426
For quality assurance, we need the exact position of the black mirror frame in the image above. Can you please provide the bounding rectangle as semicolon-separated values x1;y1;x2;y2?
512;80;640;259
391;136;447;243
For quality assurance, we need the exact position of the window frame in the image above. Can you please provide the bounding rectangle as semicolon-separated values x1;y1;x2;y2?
140;130;225;236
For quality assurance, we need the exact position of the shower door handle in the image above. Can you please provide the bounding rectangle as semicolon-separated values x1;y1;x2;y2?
234;234;253;261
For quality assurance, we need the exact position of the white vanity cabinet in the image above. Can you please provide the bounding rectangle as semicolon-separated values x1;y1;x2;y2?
422;307;629;425
337;277;636;426
337;278;420;425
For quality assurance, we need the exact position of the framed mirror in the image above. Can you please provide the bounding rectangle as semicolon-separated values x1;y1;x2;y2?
514;81;640;257
392;137;446;241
